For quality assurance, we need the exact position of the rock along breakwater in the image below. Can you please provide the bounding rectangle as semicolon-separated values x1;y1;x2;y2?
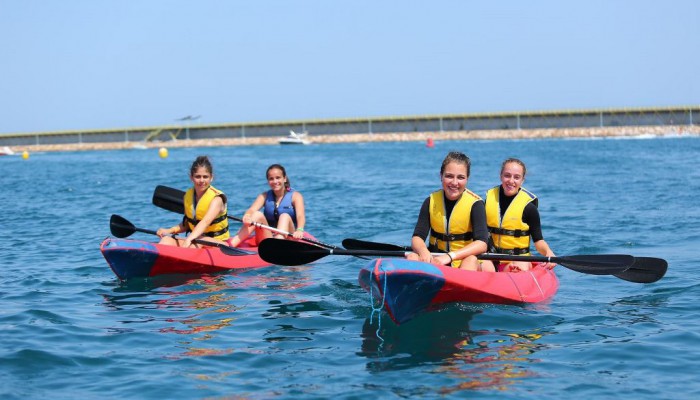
7;125;700;153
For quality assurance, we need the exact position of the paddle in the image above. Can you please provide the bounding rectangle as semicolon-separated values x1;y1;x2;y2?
259;238;411;266
109;214;254;256
152;185;339;250
477;253;634;275
261;238;635;275
613;257;668;283
343;238;410;252
342;238;667;283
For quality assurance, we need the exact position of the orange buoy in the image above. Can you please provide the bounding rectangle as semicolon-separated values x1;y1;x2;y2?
426;138;435;148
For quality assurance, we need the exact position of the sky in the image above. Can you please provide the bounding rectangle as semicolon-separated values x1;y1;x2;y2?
0;0;698;134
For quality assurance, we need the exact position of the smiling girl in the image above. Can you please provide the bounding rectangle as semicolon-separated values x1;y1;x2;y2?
157;155;230;248
481;158;556;272
229;164;306;247
407;151;489;271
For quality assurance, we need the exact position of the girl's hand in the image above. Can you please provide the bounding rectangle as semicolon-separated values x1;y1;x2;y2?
435;254;453;266
418;250;432;263
544;262;556;270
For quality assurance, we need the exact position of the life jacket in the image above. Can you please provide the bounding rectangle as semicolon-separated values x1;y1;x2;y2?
485;186;536;255
183;185;229;240
428;189;481;268
263;189;297;226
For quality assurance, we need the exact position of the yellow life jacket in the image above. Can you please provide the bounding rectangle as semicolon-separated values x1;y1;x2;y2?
428;189;481;268
485;186;536;255
183;185;229;240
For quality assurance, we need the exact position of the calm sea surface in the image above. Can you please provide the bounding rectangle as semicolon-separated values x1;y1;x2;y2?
1;136;698;399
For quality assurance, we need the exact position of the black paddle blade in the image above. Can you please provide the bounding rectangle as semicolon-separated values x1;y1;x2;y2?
259;238;331;266
554;254;635;275
614;257;668;283
110;214;137;238
342;238;411;252
477;253;635;275
152;185;186;213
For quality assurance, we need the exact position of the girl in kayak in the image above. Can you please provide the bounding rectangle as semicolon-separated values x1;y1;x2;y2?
407;151;490;271
156;155;230;248
229;164;306;247
481;158;556;272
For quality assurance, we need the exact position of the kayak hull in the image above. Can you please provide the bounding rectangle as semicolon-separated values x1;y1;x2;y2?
358;258;559;324
100;237;269;280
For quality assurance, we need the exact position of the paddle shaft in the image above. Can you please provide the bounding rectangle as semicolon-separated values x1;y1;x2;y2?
260;238;635;275
109;214;252;256
344;238;610;262
478;253;568;264
120;223;158;237
342;238;666;283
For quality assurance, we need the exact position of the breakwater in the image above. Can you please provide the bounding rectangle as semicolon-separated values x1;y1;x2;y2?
3;105;699;153
6;124;699;153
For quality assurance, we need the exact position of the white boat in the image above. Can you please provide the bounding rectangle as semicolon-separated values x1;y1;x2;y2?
279;130;311;145
0;146;16;156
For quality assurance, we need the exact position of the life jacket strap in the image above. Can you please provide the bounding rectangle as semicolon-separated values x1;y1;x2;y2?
203;226;229;238
490;246;530;255
488;227;530;237
185;213;227;226
431;232;473;242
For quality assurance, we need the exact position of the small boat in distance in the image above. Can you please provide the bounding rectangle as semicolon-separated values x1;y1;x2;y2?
279;130;311;145
0;146;16;156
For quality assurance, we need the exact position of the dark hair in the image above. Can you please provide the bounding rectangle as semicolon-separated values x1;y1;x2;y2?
190;155;213;176
500;158;527;178
440;151;471;178
267;164;291;191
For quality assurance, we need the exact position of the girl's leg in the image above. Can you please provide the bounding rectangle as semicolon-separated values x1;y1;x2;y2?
480;260;497;272
230;211;266;247
458;255;480;271
159;235;179;246
275;213;295;239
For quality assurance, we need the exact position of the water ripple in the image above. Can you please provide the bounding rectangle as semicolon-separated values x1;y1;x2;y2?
2;138;699;399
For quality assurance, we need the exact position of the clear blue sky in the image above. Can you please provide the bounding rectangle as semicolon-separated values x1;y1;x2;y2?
1;0;698;134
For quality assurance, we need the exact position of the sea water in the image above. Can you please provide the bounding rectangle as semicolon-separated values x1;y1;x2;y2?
1;136;698;399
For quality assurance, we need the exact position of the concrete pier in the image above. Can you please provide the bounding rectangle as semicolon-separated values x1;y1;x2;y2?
1;105;698;153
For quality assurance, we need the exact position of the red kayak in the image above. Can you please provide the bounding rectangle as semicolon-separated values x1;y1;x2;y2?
359;258;559;324
101;236;270;280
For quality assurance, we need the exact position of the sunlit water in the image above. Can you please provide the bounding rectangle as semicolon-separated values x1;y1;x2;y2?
1;136;698;399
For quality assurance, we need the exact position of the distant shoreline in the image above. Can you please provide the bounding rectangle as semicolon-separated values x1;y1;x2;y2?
7;125;700;153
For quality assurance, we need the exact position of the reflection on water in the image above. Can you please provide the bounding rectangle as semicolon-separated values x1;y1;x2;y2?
262;300;328;320
101;266;314;360
436;331;549;394
359;305;553;395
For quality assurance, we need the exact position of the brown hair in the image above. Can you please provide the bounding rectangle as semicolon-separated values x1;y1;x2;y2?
190;155;213;176
440;151;471;178
500;158;527;178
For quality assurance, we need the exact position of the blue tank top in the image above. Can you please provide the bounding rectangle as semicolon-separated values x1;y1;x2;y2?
263;189;297;226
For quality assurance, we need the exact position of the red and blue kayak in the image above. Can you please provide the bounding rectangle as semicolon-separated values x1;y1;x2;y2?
101;236;269;280
358;258;559;324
